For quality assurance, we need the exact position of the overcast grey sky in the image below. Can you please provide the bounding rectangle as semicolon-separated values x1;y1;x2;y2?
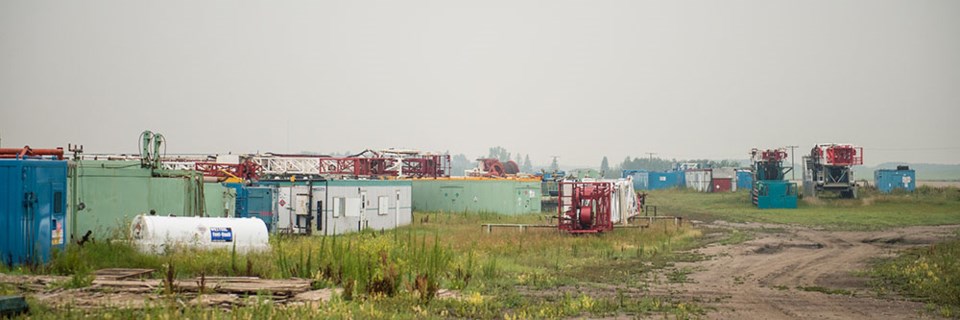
2;0;958;167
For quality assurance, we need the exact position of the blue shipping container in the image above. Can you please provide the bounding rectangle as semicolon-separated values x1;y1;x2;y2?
649;171;684;190
874;169;915;193
622;170;649;190
226;183;276;231
0;159;68;267
736;170;753;191
245;187;274;231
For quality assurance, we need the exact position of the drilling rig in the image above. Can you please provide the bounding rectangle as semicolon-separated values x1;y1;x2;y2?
803;144;863;199
750;148;798;209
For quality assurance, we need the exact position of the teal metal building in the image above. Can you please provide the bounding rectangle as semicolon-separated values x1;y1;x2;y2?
411;178;542;215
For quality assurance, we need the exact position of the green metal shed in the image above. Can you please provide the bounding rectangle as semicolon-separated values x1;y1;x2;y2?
410;178;542;215
67;160;235;239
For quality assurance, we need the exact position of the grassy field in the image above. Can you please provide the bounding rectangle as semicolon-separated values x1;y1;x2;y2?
649;186;960;230
5;186;959;318
4;212;706;319
870;233;960;318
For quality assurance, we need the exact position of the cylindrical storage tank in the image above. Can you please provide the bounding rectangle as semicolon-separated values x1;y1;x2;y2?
131;215;269;254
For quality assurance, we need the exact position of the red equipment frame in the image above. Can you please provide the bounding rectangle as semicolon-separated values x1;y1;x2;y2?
812;144;863;166
558;181;613;234
401;155;450;178
477;158;506;177
194;160;261;180
262;154;450;178
317;157;398;177
760;149;787;162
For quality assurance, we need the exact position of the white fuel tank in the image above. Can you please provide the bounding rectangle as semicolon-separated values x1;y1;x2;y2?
131;215;269;254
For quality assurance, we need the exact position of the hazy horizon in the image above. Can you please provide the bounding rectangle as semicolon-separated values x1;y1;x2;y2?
2;0;958;167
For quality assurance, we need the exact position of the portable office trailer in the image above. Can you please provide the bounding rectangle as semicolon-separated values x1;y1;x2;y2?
323;180;412;235
874;168;916;193
411;178;542;215
0;159;67;266
263;179;412;235
260;180;323;235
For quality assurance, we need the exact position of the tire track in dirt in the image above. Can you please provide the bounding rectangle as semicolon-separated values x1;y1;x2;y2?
648;223;959;319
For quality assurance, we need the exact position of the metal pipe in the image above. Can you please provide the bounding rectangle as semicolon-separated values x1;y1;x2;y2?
0;146;64;159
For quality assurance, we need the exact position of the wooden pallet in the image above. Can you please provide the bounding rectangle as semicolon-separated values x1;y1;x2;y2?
92;277;312;295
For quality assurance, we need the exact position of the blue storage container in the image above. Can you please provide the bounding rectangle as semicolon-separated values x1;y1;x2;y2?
542;171;565;181
621;170;649;190
736;170;753;191
224;183;245;214
226;183;276;231
649;171;684;190
245;187;274;231
874;169;915;193
753;180;798;209
1;159;68;267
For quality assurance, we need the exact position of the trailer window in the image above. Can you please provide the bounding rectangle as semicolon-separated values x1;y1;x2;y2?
333;197;345;217
53;191;63;213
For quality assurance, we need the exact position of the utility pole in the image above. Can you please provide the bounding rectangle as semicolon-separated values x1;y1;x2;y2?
786;145;798;181
643;152;656;170
645;152;656;162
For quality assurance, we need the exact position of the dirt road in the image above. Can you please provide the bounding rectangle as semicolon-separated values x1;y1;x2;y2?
651;222;958;319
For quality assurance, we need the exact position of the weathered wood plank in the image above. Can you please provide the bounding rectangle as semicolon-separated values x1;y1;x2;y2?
91;277;311;295
93;268;155;280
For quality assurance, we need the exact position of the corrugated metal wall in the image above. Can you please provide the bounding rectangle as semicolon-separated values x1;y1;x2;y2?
685;170;712;192
68;160;235;239
411;178;542;215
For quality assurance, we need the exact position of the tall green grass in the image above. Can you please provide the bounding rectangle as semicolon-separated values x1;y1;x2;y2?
8;211;705;318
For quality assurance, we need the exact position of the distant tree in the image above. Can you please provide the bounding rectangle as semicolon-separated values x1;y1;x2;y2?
515;153;522;164
618;156;674;172
522;155;533;173
450;153;475;176
487;146;511;162
600;156;610;178
550;157;559;171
